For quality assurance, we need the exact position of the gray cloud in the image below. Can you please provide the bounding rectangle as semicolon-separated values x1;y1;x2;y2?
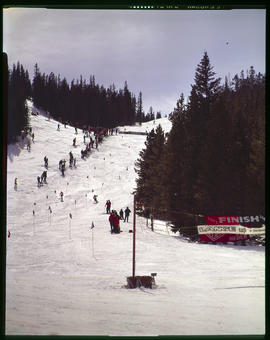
3;8;265;115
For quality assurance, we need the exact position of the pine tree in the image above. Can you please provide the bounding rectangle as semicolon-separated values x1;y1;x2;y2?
136;91;144;124
8;62;30;142
135;125;165;214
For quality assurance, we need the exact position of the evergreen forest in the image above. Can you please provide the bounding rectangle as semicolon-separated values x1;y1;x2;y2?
135;52;265;237
6;61;155;143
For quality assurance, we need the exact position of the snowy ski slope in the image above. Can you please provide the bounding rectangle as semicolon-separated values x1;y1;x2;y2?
5;101;265;335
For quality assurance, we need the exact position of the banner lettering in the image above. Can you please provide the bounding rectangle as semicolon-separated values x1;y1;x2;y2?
197;225;265;235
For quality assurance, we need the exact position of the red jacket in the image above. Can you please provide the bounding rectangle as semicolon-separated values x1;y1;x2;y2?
109;214;119;226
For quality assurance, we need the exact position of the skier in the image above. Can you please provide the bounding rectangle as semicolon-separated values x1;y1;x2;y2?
124;207;131;222
119;209;124;220
41;171;47;184
113;211;121;233
57;124;60;131
69;151;73;161
60;191;64;202
109;211;115;233
69;151;74;167
90;137;94;148
14;178;18;190
93;194;98;203
44;156;48;168
73;138;76;146
105;200;111;214
37;176;41;187
61;163;65;177
31;133;35;142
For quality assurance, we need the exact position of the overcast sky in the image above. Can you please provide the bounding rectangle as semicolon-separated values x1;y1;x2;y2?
3;7;266;116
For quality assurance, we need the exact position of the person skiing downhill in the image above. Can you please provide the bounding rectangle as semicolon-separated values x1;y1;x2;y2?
93;194;98;203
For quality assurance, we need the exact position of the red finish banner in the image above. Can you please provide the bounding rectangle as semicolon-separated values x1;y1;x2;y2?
205;215;265;225
201;215;251;243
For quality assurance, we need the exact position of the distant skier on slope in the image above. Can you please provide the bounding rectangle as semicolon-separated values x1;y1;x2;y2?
105;200;111;214
41;170;47;184
37;176;41;187
61;162;65;177
44;156;48;168
69;151;74;167
109;211;114;233
124;207;131;222
93;194;98;203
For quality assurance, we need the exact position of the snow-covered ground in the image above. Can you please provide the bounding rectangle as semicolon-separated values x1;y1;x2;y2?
5;101;265;336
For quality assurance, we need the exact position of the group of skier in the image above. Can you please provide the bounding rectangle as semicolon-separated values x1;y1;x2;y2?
108;204;131;234
109;210;121;233
37;170;47;187
15;119;135;233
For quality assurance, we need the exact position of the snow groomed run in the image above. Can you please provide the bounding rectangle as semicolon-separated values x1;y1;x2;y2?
5;100;265;336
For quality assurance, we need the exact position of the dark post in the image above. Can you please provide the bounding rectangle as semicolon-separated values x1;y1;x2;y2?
132;194;136;278
1;52;8;336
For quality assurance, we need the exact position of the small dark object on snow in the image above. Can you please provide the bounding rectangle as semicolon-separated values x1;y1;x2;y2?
126;275;154;289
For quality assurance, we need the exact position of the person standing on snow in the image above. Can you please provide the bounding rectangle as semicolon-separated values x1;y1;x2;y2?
109;211;115;233
112;210;121;233
44;156;48;168
124;207;131;222
105;200;111;214
119;209;124;220
37;176;41;187
61;163;65;176
41;170;47;184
